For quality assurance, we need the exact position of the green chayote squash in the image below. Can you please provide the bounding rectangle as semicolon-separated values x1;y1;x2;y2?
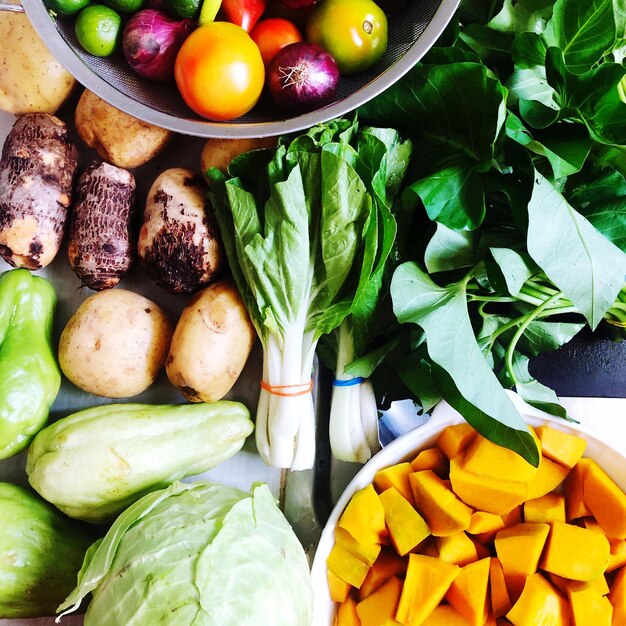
0;482;93;618
27;401;254;522
0;269;61;459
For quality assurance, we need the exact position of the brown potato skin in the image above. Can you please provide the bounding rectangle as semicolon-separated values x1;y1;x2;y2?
200;136;277;183
0;113;77;269
68;161;136;291
166;280;256;403
138;168;222;294
0;13;76;115
59;289;173;398
75;90;172;169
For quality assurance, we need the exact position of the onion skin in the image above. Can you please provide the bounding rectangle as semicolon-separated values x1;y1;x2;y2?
122;10;195;82
267;42;339;113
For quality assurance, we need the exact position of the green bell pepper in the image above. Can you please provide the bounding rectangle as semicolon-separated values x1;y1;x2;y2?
0;269;61;459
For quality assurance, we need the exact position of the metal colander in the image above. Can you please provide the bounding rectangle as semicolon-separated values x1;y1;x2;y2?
14;0;459;137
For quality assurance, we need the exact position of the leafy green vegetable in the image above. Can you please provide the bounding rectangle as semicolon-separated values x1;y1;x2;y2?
58;482;312;626
355;0;626;459
209;119;411;469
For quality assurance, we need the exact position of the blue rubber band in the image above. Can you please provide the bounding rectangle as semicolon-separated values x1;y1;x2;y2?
333;377;365;387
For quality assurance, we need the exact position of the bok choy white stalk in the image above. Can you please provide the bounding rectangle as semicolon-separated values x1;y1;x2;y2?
321;127;413;463
209;119;411;469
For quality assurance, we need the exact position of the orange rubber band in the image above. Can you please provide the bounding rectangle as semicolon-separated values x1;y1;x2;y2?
260;380;313;397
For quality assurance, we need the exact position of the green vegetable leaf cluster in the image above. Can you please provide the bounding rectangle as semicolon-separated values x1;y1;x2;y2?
358;0;626;464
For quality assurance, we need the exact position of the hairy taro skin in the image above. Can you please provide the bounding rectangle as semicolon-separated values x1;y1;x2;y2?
139;168;222;294
0;113;77;269
68;161;136;291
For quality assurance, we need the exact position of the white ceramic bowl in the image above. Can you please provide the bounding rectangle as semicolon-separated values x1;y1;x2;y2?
310;392;626;625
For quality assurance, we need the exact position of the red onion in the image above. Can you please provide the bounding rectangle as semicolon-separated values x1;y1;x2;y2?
122;10;195;82
279;0;319;8
267;42;339;114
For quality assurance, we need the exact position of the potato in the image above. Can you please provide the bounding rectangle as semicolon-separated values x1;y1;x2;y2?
68;161;136;290
200;136;277;183
75;90;173;169
0;12;76;115
166;280;256;402
59;289;173;398
0;113;77;269
138;168;222;294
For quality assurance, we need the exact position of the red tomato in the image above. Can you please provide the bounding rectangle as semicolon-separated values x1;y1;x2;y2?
174;21;265;121
250;18;303;67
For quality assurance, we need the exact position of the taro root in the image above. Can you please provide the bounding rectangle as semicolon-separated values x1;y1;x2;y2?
0;113;77;270
138;167;223;294
67;161;136;291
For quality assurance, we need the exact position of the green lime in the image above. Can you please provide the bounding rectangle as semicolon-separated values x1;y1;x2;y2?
161;0;200;20
102;0;143;14
44;0;90;16
75;5;121;57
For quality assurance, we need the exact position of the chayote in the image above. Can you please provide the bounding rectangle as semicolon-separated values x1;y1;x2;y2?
0;269;61;459
27;401;254;523
0;482;93;618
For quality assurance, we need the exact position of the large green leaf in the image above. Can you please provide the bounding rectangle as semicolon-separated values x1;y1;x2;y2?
488;0;555;33
521;48;626;144
544;0;616;73
391;262;539;465
490;247;538;295
526;171;626;329
505;112;592;177
425;224;479;273
567;168;626;252
360;63;507;231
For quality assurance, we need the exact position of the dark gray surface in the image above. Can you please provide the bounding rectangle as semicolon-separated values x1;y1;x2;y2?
530;327;626;398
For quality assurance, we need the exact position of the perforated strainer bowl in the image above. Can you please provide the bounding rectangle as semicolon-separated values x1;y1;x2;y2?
17;0;459;137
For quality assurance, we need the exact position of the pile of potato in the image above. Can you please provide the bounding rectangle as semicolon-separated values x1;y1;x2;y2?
327;422;626;625
0;31;273;404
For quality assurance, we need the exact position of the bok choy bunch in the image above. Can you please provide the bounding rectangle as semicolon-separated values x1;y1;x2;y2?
210;118;411;469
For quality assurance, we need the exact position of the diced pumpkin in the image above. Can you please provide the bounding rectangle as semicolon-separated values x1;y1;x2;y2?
379;487;430;556
563;459;592;521
421;605;472;625
436;532;479;567
535;425;586;469
410;470;472;537
607;538;626;573
540;521;610;581
583;460;626;539
375;463;415;505
436;423;477;459
360;549;408;600
470;537;492;560
568;587;613;626
339;484;387;546
490;557;512;618
548;572;609;597
506;573;570;626
449;457;528;516
410;447;449;477
420;537;440;559
396;554;460;625
468;511;505;535
609;566;626;625
328;527;382;588
524;494;566;524
356;576;403;626
445;557;490;626
494;522;550;596
526;456;569;500
462;432;539;484
336;594;361;626
501;506;523;528
329;567;353;602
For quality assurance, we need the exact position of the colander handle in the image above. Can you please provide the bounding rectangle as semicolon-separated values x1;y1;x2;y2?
0;1;24;10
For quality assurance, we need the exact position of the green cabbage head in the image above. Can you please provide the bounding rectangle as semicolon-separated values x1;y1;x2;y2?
58;481;313;626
